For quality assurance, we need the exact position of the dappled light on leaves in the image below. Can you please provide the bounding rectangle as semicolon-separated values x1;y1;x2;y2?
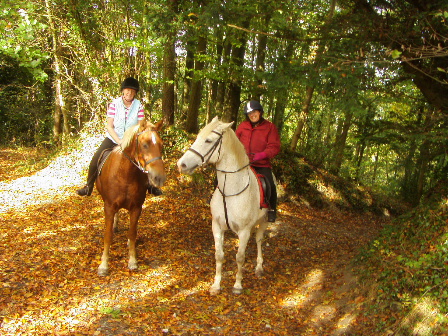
0;138;389;335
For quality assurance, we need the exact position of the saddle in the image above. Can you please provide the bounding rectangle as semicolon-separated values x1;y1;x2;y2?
250;167;271;209
97;148;114;176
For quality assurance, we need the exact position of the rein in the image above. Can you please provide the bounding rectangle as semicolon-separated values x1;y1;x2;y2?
186;129;253;231
121;130;163;174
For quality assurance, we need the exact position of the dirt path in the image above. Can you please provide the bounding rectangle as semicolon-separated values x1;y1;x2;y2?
0;148;386;335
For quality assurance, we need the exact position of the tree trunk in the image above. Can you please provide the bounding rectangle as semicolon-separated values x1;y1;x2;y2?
185;34;207;133
253;13;271;99
372;147;379;185
143;0;153;118
45;0;68;146
289;0;336;150
162;0;178;126
215;37;231;118
330;109;353;175
222;19;250;125
162;34;176;126
289;86;314;150
208;27;224;122
179;34;195;126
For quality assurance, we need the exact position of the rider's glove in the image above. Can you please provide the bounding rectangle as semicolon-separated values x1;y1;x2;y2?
252;152;267;161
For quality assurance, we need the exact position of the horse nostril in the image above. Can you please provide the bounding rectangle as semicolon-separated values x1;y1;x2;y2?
181;163;186;169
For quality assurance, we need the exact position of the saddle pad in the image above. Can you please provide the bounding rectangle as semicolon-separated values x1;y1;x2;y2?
250;167;270;209
97;148;114;176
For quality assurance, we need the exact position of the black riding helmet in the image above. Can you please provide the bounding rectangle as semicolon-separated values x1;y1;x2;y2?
243;100;263;115
120;77;139;92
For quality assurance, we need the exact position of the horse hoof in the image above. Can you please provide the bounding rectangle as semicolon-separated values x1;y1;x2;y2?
128;263;138;271
232;287;243;295
255;270;264;278
209;287;221;296
97;268;108;276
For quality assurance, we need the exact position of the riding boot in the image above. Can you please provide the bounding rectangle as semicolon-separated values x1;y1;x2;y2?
267;209;276;222
76;183;94;196
148;185;163;196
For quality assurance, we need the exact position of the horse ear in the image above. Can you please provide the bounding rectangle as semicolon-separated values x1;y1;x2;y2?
139;119;147;132
152;120;163;132
222;121;234;130
211;116;219;123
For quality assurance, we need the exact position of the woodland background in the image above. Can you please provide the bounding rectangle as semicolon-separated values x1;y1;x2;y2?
1;0;447;205
1;0;448;334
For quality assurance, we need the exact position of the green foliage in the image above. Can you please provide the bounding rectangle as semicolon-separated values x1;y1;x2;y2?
0;2;49;82
0;53;53;146
355;180;448;330
99;306;122;318
272;148;397;214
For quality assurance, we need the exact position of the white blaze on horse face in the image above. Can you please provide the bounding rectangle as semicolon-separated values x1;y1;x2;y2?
151;133;157;145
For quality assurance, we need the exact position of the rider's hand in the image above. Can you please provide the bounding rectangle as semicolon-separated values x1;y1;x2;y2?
252;152;267;161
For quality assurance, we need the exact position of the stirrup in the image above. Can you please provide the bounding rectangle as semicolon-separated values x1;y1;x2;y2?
76;185;93;196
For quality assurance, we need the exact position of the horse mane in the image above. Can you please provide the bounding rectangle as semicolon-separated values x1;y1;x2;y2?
223;128;249;168
198;118;220;139
116;124;140;151
198;118;249;167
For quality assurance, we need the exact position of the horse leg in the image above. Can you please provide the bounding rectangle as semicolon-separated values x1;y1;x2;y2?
210;219;225;295
233;229;251;295
255;221;269;278
113;213;119;233
127;207;142;271
98;206;115;276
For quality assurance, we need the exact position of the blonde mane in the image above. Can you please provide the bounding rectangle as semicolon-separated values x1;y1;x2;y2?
114;124;139;152
198;119;249;168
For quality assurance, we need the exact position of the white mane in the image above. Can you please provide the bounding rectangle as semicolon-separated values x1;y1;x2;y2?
198;119;249;168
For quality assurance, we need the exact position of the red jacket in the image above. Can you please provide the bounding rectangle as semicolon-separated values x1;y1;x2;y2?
235;119;280;168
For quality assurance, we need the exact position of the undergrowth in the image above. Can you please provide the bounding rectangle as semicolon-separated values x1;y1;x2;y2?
354;181;448;334
272;149;406;215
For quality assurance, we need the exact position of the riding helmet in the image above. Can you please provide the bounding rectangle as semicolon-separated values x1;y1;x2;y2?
243;100;263;115
120;77;139;92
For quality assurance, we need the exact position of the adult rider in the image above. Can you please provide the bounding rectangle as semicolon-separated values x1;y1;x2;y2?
76;77;162;197
235;100;280;222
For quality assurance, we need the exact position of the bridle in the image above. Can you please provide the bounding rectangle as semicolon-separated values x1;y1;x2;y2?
121;130;163;174
187;130;223;166
187;128;251;231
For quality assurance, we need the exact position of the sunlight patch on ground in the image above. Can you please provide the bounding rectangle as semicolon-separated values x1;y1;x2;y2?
280;268;361;335
281;269;324;308
397;297;442;335
0;127;103;215
1;266;175;335
333;313;356;335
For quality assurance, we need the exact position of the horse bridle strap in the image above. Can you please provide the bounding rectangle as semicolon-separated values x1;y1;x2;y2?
216;163;250;174
120;130;163;174
187;130;223;165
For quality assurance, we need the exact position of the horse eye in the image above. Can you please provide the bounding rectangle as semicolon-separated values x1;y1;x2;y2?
205;139;212;144
142;144;149;150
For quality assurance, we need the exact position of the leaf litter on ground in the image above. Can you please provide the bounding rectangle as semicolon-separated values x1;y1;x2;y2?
0;133;389;335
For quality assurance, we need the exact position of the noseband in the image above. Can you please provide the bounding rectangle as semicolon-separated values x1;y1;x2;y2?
187;130;223;166
121;130;163;174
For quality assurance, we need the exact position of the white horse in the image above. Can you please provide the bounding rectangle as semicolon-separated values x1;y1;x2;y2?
177;116;270;295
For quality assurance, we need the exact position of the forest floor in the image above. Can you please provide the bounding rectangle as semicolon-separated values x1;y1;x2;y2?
0;147;391;335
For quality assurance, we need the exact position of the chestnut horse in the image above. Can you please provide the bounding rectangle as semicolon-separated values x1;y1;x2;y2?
95;120;166;276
